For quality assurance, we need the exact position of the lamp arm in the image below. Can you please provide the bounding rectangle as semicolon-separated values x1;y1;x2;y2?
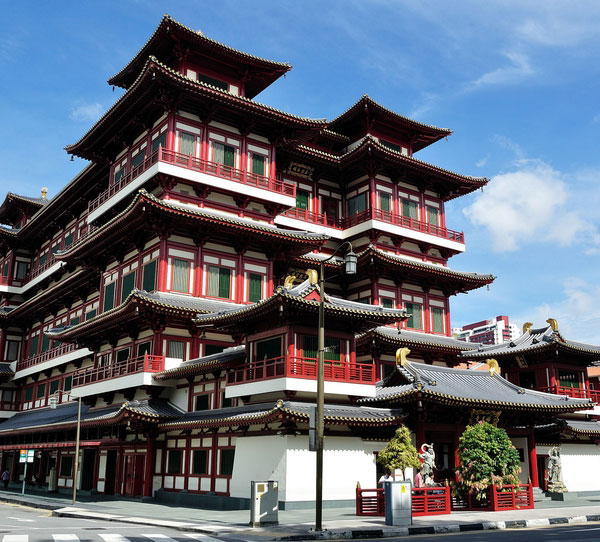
321;240;353;265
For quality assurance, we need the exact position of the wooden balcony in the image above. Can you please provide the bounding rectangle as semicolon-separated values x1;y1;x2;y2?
226;356;376;386
89;147;295;213
16;343;78;371
536;385;600;403
72;354;165;388
281;207;464;244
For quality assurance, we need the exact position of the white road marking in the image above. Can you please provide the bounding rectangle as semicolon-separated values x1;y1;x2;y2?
142;536;179;542
98;535;130;542
2;535;29;542
52;536;80;541
5;518;35;522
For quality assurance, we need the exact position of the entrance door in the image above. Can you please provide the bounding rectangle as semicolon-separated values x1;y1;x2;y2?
104;450;117;495
81;449;97;491
537;455;548;490
124;454;145;497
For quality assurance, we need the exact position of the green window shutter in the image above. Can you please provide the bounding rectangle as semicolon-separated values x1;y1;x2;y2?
195;395;210;411
36;383;46;399
116;348;130;363
218;267;231;298
70;317;80;326
255;337;282;361
223;145;235;167
64;234;74;247
406;302;422;329
40;334;50;352
380;193;391;212
114;167;125;183
142;260;157;292
103;282;115;312
132;151;146;168
248;273;263;302
121;271;136;302
49;380;59;395
324;338;341;361
85;309;97;321
207;265;219;297
432;307;444;333
382;298;394;309
29;335;39;357
39;253;47;266
192;450;208;474
296;190;309;210
427;206;439;226
251;154;265;176
64;376;72;391
152;133;166;152
2;261;9;276
24;387;33;402
220;449;235;475
302;335;318;359
168;340;185;360
402;199;418;219
137;341;152;357
172;258;190;292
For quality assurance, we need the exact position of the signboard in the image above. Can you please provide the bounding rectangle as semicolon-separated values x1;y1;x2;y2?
19;449;34;463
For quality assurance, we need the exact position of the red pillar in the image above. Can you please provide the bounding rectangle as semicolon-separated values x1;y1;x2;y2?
369;177;377;215
143;436;155;498
528;430;538;487
415;417;426;450
158;236;168;291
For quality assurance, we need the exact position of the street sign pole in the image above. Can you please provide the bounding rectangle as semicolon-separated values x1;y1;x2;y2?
22;462;27;495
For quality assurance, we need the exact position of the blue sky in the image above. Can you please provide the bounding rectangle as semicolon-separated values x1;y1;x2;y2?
1;1;599;342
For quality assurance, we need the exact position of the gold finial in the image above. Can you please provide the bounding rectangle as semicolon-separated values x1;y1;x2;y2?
41;187;48;200
523;322;533;334
395;347;411;366
546;318;558;331
487;359;500;375
283;275;296;289
306;269;318;285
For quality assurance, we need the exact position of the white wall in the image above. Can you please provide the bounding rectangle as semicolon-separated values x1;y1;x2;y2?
510;436;530;484
229;435;381;502
539;443;600;492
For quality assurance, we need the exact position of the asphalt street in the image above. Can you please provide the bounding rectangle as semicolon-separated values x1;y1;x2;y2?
0;503;225;542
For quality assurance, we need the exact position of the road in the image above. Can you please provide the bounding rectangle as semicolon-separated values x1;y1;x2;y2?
0;503;226;542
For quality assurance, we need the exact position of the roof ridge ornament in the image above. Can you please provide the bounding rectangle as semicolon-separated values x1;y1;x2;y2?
523;322;533;334
283;275;296;289
546;318;559;332
306;268;318;285
395;347;411;366
487;358;500;376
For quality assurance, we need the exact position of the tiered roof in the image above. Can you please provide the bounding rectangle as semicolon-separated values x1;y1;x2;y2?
154;345;245;381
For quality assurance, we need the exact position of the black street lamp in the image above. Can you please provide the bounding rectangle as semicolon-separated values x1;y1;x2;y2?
315;241;356;531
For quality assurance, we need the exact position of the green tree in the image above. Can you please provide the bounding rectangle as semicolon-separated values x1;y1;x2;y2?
454;422;521;500
377;426;421;479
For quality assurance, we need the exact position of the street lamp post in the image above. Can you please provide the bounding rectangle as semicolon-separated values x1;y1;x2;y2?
49;390;82;505
315;241;357;531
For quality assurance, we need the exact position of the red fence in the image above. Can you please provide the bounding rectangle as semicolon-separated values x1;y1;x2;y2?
452;484;534;511
72;354;164;387
537;385;600;403
89;147;295;213
356;486;451;517
226;356;376;385
16;342;77;371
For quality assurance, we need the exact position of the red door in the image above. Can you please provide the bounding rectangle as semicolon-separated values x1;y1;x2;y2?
124;454;145;497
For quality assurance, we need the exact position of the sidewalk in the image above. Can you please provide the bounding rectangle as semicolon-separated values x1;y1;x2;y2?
1;488;600;540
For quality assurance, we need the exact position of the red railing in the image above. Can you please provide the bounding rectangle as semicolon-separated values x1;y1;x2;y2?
89;147;295;213
23;255;57;284
226;356;376;385
0;275;9;286
342;209;464;243
452;484;533;511
72;354;165;387
356;486;451;517
16;343;77;371
537;385;600;403
281;208;342;228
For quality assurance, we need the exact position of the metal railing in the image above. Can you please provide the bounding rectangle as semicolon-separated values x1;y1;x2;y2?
89;147;295;213
72;354;165;387
226;355;376;385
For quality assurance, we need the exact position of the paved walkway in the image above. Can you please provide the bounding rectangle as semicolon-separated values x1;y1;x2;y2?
1;488;600;540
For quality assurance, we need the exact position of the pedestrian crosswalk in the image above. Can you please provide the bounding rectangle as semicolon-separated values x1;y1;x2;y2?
1;535;219;542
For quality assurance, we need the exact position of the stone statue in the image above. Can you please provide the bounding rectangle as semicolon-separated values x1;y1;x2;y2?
419;443;436;486
547;446;567;493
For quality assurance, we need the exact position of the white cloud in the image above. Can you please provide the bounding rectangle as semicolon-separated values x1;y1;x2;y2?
466;51;534;90
514;278;600;344
463;161;599;252
476;155;489;168
69;102;104;122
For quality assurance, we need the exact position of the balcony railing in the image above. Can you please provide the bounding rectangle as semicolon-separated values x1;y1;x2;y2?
23;255;57;284
281;207;464;243
0;400;19;412
89;147;295;213
16;343;78;372
226;355;376;386
536;385;600;403
72;354;165;388
0;275;9;286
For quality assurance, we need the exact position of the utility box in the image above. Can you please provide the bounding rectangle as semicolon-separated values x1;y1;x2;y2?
384;481;412;526
48;467;58;492
250;480;279;527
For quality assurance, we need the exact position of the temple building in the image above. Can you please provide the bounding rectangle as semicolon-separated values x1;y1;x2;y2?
0;15;598;508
